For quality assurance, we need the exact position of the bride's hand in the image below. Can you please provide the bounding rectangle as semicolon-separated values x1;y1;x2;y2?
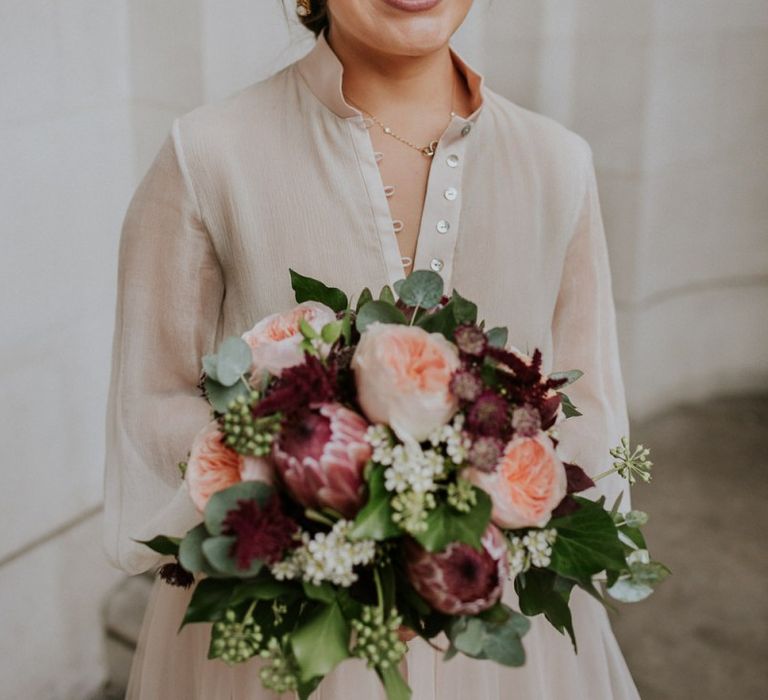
397;625;417;643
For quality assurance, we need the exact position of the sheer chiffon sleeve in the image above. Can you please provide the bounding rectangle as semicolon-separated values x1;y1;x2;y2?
101;118;224;576
550;141;632;513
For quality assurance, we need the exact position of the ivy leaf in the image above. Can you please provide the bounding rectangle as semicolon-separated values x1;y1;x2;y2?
356;300;408;333
548;497;627;580
290;601;350;682
350;466;401;541
486;326;508;348
289;269;348;312
416;300;457;339
134;535;180;557
302;580;337;604
514;568;577;650
181;577;238;628
395;270;444;309
204;480;273;536
451;289;478;324
413;488;491;552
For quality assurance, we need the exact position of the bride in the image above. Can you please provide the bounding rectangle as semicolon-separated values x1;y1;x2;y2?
102;0;640;697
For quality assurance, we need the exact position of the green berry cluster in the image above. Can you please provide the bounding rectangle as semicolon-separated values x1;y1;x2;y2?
351;606;407;670
220;392;280;457
259;637;300;694
447;478;477;513
209;608;263;665
391;491;435;535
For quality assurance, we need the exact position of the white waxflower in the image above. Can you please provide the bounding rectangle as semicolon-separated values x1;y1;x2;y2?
522;528;558;568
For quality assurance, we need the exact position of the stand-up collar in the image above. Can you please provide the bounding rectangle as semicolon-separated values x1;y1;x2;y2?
296;27;486;123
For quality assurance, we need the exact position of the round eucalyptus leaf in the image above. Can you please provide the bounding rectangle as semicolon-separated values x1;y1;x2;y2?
215;336;253;386
356;300;407;333
396;270;444;309
204;480;273;536
202;535;263;578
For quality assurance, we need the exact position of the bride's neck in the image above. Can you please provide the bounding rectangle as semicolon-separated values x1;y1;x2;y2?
326;25;461;120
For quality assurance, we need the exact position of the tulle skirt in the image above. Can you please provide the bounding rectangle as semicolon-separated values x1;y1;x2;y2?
126;575;640;699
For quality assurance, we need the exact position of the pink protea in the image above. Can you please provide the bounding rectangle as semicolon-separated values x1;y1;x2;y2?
404;525;509;616
271;403;371;518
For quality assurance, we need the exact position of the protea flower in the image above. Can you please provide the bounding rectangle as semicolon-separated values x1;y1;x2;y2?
272;403;371;518
404;524;509;615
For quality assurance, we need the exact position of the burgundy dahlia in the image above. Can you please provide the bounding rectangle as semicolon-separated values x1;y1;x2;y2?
222;495;298;570
272;402;371;518
404;525;509;615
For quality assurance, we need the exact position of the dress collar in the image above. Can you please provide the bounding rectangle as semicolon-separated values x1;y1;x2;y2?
296;27;486;123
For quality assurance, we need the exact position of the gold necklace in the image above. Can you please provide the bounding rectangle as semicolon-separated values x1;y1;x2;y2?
346;73;458;158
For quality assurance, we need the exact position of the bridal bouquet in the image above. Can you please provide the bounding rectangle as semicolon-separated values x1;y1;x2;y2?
139;269;668;700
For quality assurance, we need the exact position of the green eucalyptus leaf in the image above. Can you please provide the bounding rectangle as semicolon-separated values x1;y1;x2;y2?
202;535;263;578
395;270;444;309
204;374;249;414
135;535;181;557
202;354;220;382
215;336;253;386
350;468;401;541
486;327;508;348
289;269;348;312
447;605;530;667
178;523;209;574
548;497;627;580
549;369;584;388
356;300;408;333
290;601;350;682
204;480;273;536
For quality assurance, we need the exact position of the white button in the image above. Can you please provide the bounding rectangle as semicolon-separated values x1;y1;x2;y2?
444;187;458;201
430;258;444;272
461;124;472;136
446;154;459;167
436;219;450;234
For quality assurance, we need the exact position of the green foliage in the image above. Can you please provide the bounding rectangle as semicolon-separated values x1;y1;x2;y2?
447;604;530;667
558;391;582;418
135;535;180;557
350;466;402;541
204;480;273;536
203;336;252;387
378;665;412;700
394;270;444;309
548;497;627;580
290;601;351;683
514;569;577;649
202;536;263;578
178;523;210;575
289;269;348;312
412;488;491;552
379;285;396;305
549;369;584;388
356;300;408;333
485;326;508;348
204;375;250;414
356;287;374;313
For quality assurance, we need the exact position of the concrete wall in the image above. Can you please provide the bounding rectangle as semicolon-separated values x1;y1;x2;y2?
1;1;765;697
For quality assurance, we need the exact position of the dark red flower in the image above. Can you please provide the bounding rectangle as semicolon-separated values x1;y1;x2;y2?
222;495;299;570
158;561;194;588
252;353;338;418
467;435;504;471
450;368;483;402
467;390;510;438
511;404;541;437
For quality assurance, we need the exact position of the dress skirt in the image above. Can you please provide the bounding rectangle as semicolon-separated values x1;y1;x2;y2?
125;575;640;700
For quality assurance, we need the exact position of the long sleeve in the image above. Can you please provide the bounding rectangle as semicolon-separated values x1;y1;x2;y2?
101;118;224;576
550;140;632;513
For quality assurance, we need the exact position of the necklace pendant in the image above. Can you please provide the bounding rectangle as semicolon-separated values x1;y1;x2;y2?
422;140;438;157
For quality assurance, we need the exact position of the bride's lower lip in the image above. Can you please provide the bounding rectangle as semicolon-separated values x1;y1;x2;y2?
380;0;442;12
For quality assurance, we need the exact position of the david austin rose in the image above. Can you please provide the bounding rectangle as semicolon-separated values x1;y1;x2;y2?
272;403;371;518
465;432;567;529
185;420;274;512
241;301;337;377
351;323;460;443
404;524;509;615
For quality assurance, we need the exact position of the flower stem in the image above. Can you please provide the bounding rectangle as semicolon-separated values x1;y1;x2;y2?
243;599;257;622
593;466;619;482
304;509;335;527
373;568;384;614
408;303;421;327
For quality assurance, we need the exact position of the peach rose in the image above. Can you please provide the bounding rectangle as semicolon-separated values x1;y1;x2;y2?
351;322;460;443
241;301;337;377
465;433;567;529
185;420;274;512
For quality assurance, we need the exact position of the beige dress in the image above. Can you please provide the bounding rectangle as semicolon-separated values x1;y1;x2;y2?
102;27;640;700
